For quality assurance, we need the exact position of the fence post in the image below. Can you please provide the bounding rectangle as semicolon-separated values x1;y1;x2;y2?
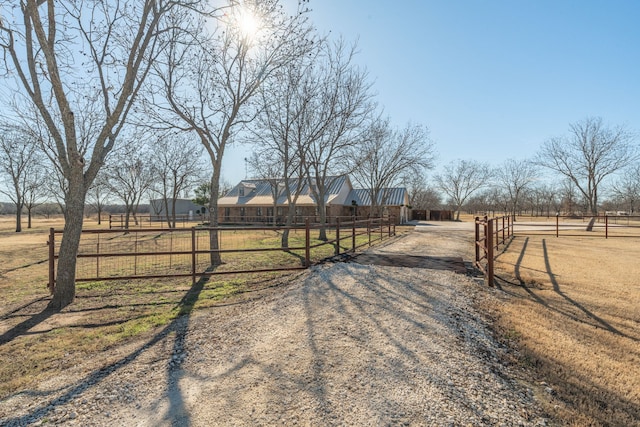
486;219;494;287
305;218;311;267
47;228;55;294
474;217;480;265
191;228;196;284
335;218;341;256
605;215;608;239
368;218;371;246
352;217;356;252
556;213;559;238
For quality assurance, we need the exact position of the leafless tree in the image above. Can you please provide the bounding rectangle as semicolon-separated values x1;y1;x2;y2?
402;173;441;210
435;159;493;221
105;140;154;230
495;158;538;219
610;163;640;214
0;0;192;308
147;0;314;262
558;178;582;215
86;170;112;225
23;165;46;229
350;118;435;216
531;183;558;217
247;37;324;245
0;122;42;231
536;117;638;216
298;38;375;240
148;132;205;228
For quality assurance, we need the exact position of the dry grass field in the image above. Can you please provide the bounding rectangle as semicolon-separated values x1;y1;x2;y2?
491;228;640;426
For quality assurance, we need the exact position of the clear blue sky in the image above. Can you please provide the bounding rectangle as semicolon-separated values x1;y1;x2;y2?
224;0;640;184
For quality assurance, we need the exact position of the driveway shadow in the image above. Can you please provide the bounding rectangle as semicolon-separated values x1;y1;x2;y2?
1;273;210;426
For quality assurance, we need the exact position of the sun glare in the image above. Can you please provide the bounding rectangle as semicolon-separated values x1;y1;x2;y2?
236;8;260;41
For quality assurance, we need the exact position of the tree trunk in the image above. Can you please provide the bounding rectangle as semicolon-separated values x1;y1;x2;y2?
317;203;328;241
48;181;86;310
208;173;222;266
27;208;33;228
15;204;22;232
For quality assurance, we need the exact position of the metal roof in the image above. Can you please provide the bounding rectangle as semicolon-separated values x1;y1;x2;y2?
347;188;408;206
220;175;348;206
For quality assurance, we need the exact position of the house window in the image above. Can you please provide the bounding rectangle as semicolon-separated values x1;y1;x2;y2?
224;208;230;220
240;207;245;219
239;186;245;197
256;207;262;217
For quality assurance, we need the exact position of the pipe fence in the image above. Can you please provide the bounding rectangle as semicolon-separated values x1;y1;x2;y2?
47;217;395;293
475;215;514;286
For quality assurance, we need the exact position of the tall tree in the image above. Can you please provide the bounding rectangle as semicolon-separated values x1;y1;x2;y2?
298;38;375;239
248;38;321;244
435;159;493;221
148;0;313;262
610;163;640;214
0;123;40;232
350;118;435;216
148;132;204;228
105;140;154;230
495;158;538;219
0;0;191;309
536;117;637;216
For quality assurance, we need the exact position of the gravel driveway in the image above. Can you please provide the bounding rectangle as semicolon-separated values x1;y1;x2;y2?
1;222;549;426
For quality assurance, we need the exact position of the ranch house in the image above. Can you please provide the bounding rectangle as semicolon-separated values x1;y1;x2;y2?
217;175;410;224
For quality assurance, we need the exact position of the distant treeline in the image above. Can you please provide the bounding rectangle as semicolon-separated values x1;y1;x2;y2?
0;202;151;217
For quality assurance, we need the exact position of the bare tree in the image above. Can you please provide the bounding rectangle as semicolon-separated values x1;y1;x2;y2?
298;38;375;240
0;123;41;231
105;141;154;230
247;150;289;228
495;158;538;219
147;0;313;262
435;159;493;221
23;165;46;228
86;170;112;225
248;39;323;245
0;0;191;308
350;118;435;216
610;163;640;214
148;132;204;228
537;117;638;216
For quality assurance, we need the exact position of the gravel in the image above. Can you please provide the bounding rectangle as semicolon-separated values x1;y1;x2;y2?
0;222;550;426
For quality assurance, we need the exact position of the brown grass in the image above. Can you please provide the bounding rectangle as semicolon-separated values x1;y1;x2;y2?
491;232;640;426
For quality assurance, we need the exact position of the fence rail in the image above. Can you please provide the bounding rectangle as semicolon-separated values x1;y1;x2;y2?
475;215;514;286
511;214;640;238
47;217;395;292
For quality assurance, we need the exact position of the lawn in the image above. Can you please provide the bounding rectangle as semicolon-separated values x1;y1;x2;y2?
491;231;640;426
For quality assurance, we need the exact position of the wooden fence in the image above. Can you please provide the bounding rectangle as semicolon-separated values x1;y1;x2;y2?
475;215;514;286
47;217;395;292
